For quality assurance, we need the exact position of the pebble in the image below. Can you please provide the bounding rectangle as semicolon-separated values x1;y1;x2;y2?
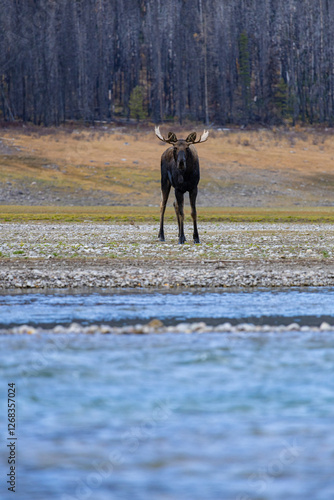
286;322;300;331
319;321;332;331
1;262;334;289
15;325;37;335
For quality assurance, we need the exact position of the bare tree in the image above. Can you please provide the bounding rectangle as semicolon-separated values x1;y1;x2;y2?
0;0;333;126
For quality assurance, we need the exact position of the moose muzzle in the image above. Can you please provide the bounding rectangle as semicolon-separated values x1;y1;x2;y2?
177;151;186;171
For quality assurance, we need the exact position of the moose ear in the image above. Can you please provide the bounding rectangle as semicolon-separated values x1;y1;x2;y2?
186;132;197;143
167;132;178;143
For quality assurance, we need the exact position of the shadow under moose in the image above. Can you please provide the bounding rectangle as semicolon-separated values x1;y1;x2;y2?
155;126;209;244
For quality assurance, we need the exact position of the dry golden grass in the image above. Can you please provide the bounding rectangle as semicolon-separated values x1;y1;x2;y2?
0;128;161;204
202;126;334;173
1;124;334;207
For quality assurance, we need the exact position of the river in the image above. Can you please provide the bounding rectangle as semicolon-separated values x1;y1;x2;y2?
0;288;334;500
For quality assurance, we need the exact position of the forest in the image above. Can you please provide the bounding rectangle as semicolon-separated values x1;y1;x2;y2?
0;0;334;127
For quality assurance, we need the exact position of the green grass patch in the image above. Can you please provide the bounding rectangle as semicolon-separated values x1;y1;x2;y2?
1;205;334;223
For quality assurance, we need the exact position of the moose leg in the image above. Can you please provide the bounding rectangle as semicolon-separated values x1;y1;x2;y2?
158;183;171;241
174;190;186;244
189;187;200;243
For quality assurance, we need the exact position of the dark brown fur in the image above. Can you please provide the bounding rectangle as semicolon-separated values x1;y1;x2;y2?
158;136;201;244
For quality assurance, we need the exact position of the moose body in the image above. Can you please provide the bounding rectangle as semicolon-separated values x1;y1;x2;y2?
155;127;208;244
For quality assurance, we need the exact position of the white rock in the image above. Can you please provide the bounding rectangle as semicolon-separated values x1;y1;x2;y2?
214;322;233;332
286;323;301;331
16;325;37;335
320;322;332;331
53;325;67;334
68;322;83;333
236;323;255;332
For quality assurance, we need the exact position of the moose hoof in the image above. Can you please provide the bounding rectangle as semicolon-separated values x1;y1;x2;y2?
194;238;201;244
178;236;186;244
158;234;165;242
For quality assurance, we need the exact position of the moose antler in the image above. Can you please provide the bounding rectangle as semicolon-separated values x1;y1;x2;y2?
155;126;209;144
155;126;178;144
187;130;209;144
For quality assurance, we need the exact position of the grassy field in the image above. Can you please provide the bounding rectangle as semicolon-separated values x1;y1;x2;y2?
1;205;334;223
1;123;334;208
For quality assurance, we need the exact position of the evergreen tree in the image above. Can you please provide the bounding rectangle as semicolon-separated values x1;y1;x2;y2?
129;86;147;122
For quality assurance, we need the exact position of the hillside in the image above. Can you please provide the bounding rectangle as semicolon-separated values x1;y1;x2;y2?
0;125;333;211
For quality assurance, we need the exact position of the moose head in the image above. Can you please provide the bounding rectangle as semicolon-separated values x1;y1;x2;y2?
155;126;209;172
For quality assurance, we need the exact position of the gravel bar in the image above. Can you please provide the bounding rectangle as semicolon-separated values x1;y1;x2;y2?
1;222;334;289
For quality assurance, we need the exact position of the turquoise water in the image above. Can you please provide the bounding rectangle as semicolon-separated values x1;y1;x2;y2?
1;289;334;500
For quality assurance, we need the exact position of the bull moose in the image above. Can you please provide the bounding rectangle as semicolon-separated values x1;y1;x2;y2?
155;126;209;244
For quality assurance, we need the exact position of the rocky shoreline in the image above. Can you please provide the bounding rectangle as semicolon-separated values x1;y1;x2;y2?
1;319;334;336
1;258;334;289
1;222;334;289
